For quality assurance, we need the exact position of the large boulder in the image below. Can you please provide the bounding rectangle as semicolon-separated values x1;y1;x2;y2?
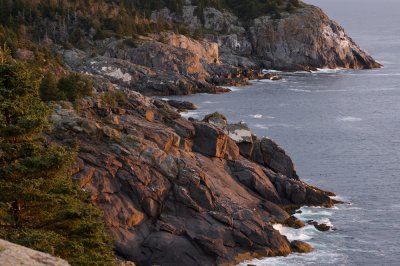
229;160;280;203
167;99;198;111
290;240;314;253
228;122;255;158
192;122;228;158
203;112;228;132
252;137;299;180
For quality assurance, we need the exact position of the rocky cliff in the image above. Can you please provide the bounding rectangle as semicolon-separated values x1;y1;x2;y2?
249;5;381;70
153;2;381;71
48;89;335;265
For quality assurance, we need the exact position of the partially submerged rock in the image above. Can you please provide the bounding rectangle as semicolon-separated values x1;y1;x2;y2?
284;216;306;229
307;221;332;231
167;99;197;111
290;240;314;253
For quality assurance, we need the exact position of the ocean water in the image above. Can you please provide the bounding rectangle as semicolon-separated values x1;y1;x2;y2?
167;0;400;265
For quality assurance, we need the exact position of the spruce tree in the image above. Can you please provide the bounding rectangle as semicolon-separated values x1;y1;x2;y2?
40;72;65;102
0;62;115;265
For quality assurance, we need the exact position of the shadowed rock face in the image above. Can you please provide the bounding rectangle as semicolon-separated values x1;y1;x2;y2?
49;91;334;265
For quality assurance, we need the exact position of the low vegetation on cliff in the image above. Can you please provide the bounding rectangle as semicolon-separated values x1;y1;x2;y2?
0;0;300;55
0;61;115;265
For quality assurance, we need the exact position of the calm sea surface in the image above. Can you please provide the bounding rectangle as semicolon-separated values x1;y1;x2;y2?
168;0;400;265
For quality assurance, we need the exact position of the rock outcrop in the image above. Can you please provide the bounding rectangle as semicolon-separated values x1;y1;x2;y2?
153;2;381;72
48;89;334;265
0;239;70;266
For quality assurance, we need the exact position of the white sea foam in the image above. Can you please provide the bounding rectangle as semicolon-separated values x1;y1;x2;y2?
293;70;312;74
272;224;314;241
330;195;349;202
254;124;269;130
262;69;282;74
288;88;312;92
258;79;275;83
180;111;200;118
338;116;363;122
239;206;343;266
250;114;263;118
238;248;346;266
296;209;333;219
202;101;217;104
314;68;344;73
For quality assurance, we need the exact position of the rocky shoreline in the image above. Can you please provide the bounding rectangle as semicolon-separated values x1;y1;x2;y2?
47;89;339;265
0;1;382;265
31;1;378;265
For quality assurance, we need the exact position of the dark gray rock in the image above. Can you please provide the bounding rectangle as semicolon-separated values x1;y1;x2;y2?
192;122;228;158
252;137;299;180
167;99;198;111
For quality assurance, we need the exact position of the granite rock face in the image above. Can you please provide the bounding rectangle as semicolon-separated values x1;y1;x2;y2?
250;5;382;70
0;239;70;266
48;90;334;265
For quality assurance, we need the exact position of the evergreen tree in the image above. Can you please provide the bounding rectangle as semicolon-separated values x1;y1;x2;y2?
39;72;65;102
0;62;115;265
57;73;93;102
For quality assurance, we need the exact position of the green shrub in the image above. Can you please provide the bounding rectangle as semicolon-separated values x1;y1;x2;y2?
101;90;128;108
57;73;93;102
39;73;65;102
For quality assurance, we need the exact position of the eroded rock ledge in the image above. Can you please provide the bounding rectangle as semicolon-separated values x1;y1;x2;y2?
49;90;335;265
